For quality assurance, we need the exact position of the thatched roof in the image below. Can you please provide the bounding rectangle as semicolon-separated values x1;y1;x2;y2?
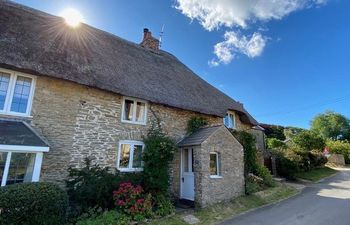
0;1;257;125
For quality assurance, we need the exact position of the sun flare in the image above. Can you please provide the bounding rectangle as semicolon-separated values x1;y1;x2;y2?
60;8;83;27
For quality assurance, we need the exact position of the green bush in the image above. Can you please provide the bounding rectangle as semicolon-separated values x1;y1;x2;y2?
153;194;175;217
245;175;264;195
77;211;130;225
187;116;208;134
0;182;68;225
143;122;176;195
275;152;300;180
309;150;328;168
327;140;350;164
66;158;142;217
292;131;326;152
256;165;275;187
266;137;287;149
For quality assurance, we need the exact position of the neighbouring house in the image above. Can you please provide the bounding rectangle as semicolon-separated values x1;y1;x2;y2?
0;2;259;207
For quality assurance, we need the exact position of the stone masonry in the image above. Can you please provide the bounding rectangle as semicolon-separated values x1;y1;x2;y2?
194;126;245;207
3;73;251;202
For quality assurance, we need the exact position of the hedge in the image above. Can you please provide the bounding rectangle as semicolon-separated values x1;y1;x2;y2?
0;182;68;225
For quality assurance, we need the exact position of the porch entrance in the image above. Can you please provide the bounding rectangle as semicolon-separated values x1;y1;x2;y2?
180;148;195;201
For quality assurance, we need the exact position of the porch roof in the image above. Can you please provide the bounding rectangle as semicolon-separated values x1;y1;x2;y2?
178;125;222;147
0;119;49;148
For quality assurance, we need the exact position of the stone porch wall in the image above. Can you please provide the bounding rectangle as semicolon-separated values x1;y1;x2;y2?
195;126;245;207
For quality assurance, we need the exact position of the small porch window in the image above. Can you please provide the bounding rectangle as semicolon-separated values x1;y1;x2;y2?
210;152;222;178
117;140;144;172
224;112;236;129
0;149;46;186
121;97;147;125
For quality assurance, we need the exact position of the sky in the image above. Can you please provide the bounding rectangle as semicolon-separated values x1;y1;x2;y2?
14;0;350;129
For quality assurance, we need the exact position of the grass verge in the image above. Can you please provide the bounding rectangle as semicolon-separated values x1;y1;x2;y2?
295;166;337;182
149;183;297;225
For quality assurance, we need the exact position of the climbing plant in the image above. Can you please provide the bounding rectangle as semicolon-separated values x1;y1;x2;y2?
186;116;208;134
143;121;176;195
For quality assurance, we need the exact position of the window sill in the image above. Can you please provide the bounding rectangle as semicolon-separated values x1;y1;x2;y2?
210;175;223;179
0;111;32;118
118;168;143;172
121;119;147;126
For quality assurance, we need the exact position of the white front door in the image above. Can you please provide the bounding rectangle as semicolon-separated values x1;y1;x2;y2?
180;148;195;201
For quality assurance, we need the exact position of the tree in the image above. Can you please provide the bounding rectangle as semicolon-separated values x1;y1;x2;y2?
260;124;286;140
284;126;306;140
311;111;350;140
292;130;325;152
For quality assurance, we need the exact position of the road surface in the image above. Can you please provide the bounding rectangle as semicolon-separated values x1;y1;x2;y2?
221;168;350;225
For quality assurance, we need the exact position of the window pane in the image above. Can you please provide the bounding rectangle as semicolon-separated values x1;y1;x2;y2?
0;73;10;110
230;114;235;128
136;102;146;122
6;153;35;185
132;145;143;168
0;152;8;185
224;114;230;128
183;149;189;172
210;153;218;176
119;144;131;168
123;100;134;121
10;76;32;113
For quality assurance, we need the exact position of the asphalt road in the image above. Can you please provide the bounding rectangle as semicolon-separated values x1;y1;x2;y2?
220;168;350;225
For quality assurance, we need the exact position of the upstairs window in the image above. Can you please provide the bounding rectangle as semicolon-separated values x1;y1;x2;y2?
117;140;144;172
0;69;35;116
121;97;147;125
224;112;236;129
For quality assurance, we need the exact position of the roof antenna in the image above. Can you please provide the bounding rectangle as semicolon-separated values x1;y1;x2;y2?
159;24;165;49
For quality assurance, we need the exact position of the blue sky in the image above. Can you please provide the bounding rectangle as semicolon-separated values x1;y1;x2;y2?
14;0;350;128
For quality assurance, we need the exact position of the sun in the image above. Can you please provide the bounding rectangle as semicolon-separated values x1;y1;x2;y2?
60;8;83;27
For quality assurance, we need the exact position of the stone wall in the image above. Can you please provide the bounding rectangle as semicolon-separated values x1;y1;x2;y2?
2;73;252;201
195;126;245;207
29;76;223;192
327;154;345;166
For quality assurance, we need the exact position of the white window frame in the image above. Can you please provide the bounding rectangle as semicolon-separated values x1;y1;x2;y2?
0;68;36;117
223;112;236;129
121;97;148;125
117;140;144;172
210;152;222;179
0;146;49;187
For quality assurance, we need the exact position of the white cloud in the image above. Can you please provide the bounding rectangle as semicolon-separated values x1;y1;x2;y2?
176;0;327;65
209;31;267;66
176;0;326;31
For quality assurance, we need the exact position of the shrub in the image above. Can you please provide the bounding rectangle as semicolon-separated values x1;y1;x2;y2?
66;158;142;217
187;116;208;134
309;150;328;168
327;140;350;164
113;182;153;221
0;182;68;225
153;194;175;217
143;122;176;195
292;131;326;152
256;165;275;187
275;151;300;180
245;175;264;195
77;211;130;225
266;137;287;149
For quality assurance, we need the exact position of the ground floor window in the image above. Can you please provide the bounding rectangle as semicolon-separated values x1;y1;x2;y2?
117;140;144;172
210;152;221;178
0;151;43;186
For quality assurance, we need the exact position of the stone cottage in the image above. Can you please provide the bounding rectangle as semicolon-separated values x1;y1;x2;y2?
0;2;259;207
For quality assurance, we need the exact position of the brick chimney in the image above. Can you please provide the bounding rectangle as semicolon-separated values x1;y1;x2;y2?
140;28;159;51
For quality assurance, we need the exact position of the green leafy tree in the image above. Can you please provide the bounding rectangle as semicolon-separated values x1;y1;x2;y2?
266;137;287;149
311;111;350;140
284;126;306;140
261;124;286;140
292;130;325;152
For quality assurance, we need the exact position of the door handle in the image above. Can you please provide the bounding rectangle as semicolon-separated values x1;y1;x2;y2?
182;177;184;182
